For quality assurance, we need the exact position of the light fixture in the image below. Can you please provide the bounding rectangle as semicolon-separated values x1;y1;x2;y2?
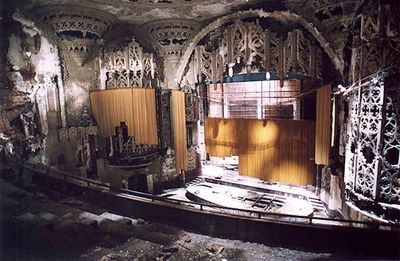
265;71;271;81
228;67;233;77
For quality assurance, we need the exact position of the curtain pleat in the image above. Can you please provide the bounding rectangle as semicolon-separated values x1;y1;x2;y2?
90;88;158;145
205;117;315;186
172;91;187;172
315;84;331;165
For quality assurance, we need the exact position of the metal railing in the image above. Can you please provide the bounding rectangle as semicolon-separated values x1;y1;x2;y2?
116;188;400;229
4;152;400;231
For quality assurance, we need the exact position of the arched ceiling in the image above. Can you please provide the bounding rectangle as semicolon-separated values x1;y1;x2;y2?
6;0;364;81
13;0;270;24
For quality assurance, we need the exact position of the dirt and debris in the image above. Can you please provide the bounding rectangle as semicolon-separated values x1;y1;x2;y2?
0;164;383;261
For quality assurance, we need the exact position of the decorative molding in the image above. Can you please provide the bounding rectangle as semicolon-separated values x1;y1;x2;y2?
345;1;399;202
143;19;199;57
185;93;199;122
34;5;116;66
59;126;98;141
321;166;332;194
161;91;172;147
344;71;400;204
111;136;158;158
101;38;156;89
175;10;344;85
350;0;400;81
187;146;197;171
192;19;323;84
36;5;116;37
379;74;400;203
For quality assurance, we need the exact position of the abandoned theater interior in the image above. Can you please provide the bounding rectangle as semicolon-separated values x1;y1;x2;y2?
0;0;399;259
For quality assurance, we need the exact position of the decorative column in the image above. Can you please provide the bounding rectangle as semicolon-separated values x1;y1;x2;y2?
32;5;117;126
344;0;400;204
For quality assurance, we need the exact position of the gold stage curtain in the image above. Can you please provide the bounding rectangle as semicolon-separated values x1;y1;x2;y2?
131;88;158;144
90;88;158;145
172;90;187;172
315;84;331;165
204;118;239;157
205;117;315;186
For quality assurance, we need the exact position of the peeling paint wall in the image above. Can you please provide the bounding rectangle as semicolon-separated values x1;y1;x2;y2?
63;55;99;126
1;17;64;165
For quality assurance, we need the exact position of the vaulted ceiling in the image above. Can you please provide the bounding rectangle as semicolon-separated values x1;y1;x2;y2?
10;0;362;25
11;0;268;24
4;0;366;79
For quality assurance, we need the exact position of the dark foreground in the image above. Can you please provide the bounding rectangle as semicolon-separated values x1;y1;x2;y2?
1;158;399;260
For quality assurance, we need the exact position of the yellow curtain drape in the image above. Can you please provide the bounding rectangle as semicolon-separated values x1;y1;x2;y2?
131;89;158;144
204;118;239;157
90;88;158;144
315;84;331;165
205;117;315;186
172;90;187;172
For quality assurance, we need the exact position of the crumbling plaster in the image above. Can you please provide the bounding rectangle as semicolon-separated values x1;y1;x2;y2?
1;0;371;185
63;56;99;126
10;1;357;89
20;0;252;24
9;0;362;87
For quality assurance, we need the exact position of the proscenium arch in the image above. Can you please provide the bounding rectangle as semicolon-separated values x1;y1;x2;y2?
175;9;344;85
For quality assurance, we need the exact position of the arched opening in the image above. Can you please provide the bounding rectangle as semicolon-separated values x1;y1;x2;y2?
178;14;338;214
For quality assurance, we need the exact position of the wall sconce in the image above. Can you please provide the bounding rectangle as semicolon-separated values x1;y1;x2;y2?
266;71;271;81
228;67;233;78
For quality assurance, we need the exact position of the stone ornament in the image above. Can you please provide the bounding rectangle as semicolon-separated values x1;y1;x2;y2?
344;71;400;204
192;19;323;86
101;38;156;88
34;5;116;66
59;126;98;141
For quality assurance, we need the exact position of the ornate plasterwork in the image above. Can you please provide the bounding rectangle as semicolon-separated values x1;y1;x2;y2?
160;91;172;147
175;10;344;85
21;0;254;24
356;78;384;198
343;0;399;204
100;38;156;89
192;19;323;84
344;88;359;190
321;166;332;193
62;39;95;67
350;0;400;82
37;5;115;37
34;5;116;66
59;126;98;141
111;136;157;158
344;72;400;204
379;74;400;203
185;93;199;122
142;19;199;88
186;146;197;171
143;19;199;57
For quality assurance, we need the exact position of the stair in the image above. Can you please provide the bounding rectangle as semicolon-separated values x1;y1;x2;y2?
185;177;204;188
308;197;327;213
